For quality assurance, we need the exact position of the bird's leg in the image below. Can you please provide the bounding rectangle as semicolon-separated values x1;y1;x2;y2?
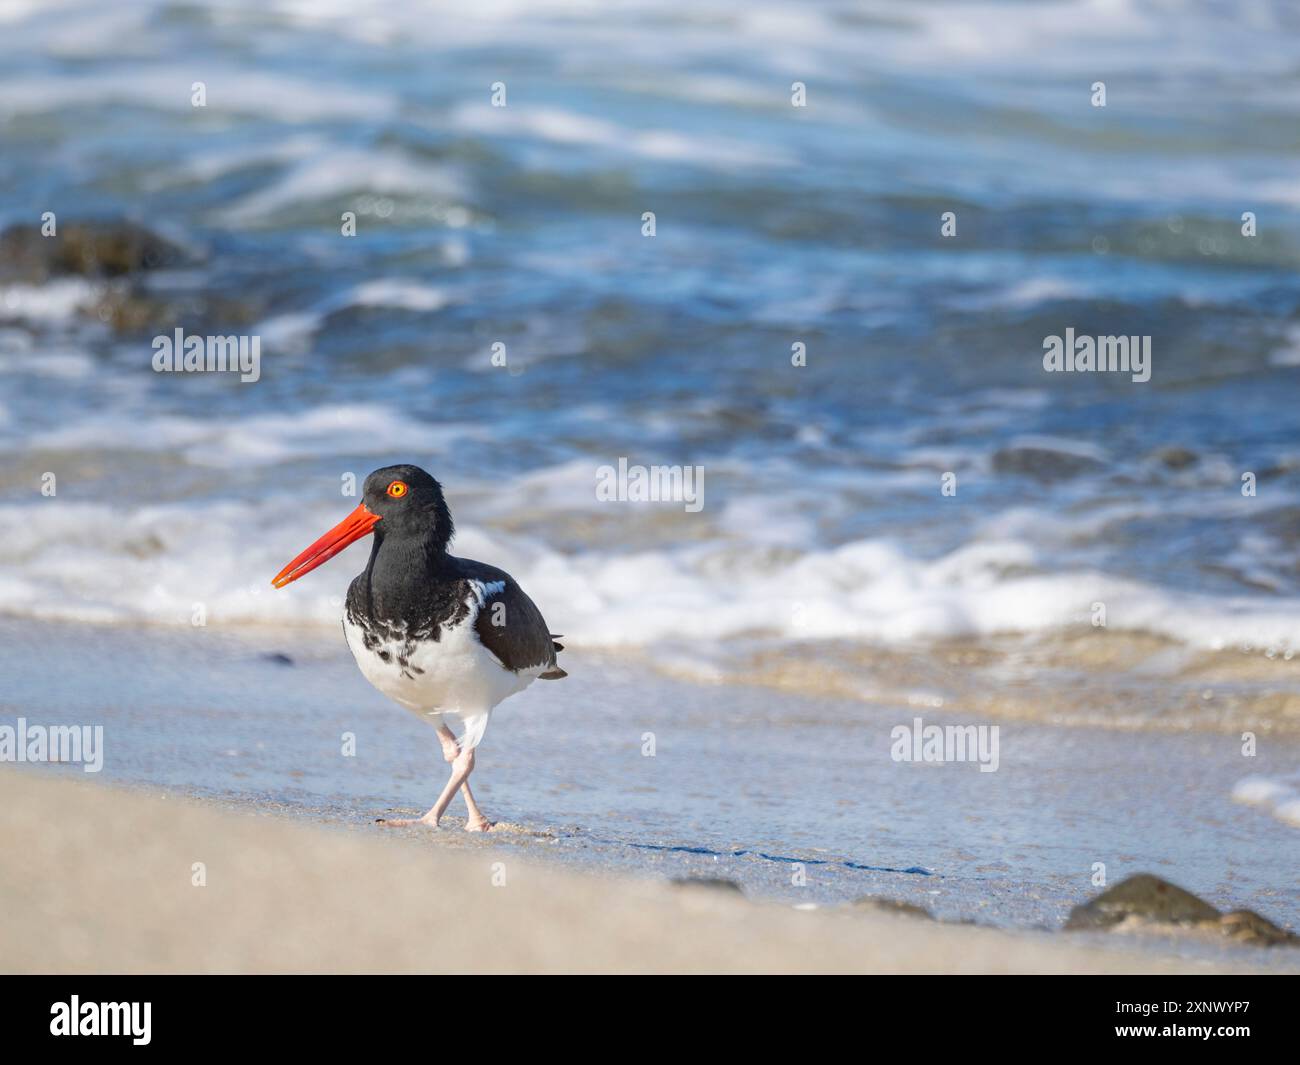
436;723;460;762
427;746;474;825
378;725;492;830
439;723;493;831
378;747;472;828
460;778;494;833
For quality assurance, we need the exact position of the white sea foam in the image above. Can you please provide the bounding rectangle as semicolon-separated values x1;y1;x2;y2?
0;279;102;324
5;484;1300;660
254;312;322;355
1232;775;1300;829
253;280;454;353
0;66;396;123
342;280;451;314
450;103;792;169
148;136;327;189
1269;325;1300;367
987;278;1088;308
218;148;463;225
0;346;96;379
23;403;489;467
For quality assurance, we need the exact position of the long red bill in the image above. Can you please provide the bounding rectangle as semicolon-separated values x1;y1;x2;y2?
272;503;381;589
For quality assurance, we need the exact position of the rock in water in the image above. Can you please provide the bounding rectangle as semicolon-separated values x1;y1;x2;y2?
1065;874;1219;931
991;444;1106;482
0;221;186;282
1153;445;1198;470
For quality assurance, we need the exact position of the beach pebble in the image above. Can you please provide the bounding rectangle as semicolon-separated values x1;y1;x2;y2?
1065;874;1218;930
1215;910;1298;947
1066;874;1298;946
669;877;744;896
851;897;933;920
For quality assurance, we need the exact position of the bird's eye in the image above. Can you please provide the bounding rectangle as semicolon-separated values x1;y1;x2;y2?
387;481;408;499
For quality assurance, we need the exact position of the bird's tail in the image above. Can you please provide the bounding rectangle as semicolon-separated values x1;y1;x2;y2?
542;633;567;678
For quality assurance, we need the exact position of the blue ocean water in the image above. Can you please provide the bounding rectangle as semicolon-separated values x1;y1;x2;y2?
1;0;1300;657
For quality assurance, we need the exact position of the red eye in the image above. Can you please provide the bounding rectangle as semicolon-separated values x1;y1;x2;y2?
387;481;408;498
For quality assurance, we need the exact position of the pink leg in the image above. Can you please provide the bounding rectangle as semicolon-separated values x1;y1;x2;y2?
460;778;494;833
378;725;494;830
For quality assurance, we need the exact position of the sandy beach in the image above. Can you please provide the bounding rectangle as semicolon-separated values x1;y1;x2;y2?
2;768;1284;975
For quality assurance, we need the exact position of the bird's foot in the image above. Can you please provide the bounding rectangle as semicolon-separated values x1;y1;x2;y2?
464;815;495;833
375;814;439;829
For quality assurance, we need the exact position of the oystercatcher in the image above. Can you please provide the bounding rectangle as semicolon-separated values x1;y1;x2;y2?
272;464;566;831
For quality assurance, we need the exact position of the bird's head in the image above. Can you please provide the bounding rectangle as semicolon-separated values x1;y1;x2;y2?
271;463;453;589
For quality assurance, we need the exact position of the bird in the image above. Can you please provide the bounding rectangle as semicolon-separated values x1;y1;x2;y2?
271;464;565;831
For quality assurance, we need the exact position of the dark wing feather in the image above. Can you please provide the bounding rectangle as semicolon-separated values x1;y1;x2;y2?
461;561;564;677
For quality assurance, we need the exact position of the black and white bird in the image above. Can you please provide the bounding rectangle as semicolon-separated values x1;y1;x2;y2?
272;464;565;831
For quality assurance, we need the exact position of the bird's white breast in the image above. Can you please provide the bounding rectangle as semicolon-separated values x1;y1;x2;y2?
343;580;541;726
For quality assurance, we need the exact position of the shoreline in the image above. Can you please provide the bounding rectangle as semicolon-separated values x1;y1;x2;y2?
1;769;1286;975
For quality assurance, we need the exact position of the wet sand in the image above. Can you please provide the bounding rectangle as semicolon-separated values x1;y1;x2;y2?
0;769;1278;974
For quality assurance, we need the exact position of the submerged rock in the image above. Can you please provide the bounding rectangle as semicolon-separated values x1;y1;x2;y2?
0;220;263;335
991;444;1106;482
0;220;187;282
851;896;933;920
1152;445;1199;470
1066;874;1297;946
92;288;260;335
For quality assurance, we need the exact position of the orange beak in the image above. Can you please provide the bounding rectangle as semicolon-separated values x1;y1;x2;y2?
272;503;381;589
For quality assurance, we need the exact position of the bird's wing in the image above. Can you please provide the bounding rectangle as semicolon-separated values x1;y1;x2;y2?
463;566;562;676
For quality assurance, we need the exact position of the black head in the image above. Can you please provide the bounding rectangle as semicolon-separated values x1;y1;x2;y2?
271;463;453;589
362;464;454;546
